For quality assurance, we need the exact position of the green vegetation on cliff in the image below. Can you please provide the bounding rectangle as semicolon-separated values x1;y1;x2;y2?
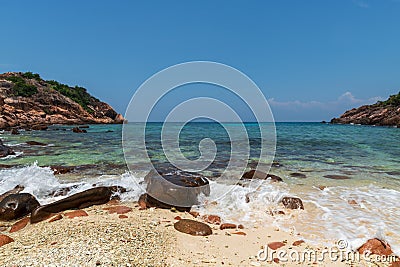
378;91;400;107
5;75;38;97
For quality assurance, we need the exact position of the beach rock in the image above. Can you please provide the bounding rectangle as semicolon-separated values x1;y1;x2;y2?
220;223;237;230
281;197;304;210
389;261;400;267
174;219;212;236
65;210;88;219
31;125;48;131
11;128;19;135
323;174;350;180
318;185;326;190
357;238;393;256
290;173;307;178
119;215;128;219
48;214;63;223
201;215;221;225
292;240;305;246
348;199;358;205
189;211;200;218
0;193;40;221
26;141;47;146
72;127;87;133
232;231;246;236
50;166;75;175
30;186;124;223
0;234;14;247
268;242;285;250
103;205;132;215
242;170;283;182
0;185;24;202
238;224;244;229
174;216;182;220
142;169;210;211
0;139;15;158
10;217;30;233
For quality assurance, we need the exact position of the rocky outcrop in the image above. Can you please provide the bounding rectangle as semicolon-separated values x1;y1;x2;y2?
0;139;15;158
0;72;125;129
331;92;400;126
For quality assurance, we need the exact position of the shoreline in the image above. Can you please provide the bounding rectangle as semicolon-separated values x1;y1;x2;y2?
1;201;398;267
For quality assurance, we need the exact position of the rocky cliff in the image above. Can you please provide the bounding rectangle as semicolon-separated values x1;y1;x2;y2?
0;72;125;129
331;92;400;127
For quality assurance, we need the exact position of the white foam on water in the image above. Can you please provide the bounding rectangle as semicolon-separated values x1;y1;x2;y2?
0;151;23;160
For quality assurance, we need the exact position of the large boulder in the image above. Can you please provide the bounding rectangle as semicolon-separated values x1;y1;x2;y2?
0;193;40;221
358;238;393;256
141;169;210;211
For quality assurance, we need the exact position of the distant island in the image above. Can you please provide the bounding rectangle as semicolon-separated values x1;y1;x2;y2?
0;72;124;130
331;91;400;127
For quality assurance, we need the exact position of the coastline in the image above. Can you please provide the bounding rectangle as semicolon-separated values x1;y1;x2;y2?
1;200;398;267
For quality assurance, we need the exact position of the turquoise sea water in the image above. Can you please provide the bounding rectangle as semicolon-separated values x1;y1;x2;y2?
1;122;400;253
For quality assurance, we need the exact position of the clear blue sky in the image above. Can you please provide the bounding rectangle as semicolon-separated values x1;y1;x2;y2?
1;0;399;121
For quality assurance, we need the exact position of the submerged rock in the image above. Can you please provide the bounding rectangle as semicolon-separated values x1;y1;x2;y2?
323;174;350;180
0;193;40;221
0;139;15;158
242;170;283;182
290;173;307;178
281;197;304;210
26;141;47;146
72;127;87;133
358;238;393;256
174;219;212;236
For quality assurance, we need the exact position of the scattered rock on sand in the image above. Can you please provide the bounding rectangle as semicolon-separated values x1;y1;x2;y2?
189;211;200;218
0;234;14;247
357;238;393;256
348;199;358;205
220;223;237;230
0;193;40;221
323;174;350;180
292;240;305;246
119;215;128;219
268;242;285;250
242;170;283;182
201;215;221;225
48;214;63;223
9;217;30;233
103;206;132;215
64;210;88;219
281;197;304;210
174;219;212;236
232;231;246;236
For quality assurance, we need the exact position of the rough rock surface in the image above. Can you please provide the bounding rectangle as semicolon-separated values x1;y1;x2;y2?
173;219;212;236
0;72;125;129
331;92;400;126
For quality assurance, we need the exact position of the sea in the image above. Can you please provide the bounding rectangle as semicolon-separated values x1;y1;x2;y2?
1;122;399;254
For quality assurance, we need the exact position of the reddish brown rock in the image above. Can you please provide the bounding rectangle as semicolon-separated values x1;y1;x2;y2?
202;215;221;225
232;231;246;236
357;238;393;256
389;261;400;267
174;216;182;220
220;223;237;230
318;185;326;191
242;170;283;182
292;240;305;246
268;242;285;250
9;217;30;233
48;214;63;223
281;197;304;210
0;234;14;247
174;219;212;236
64;210;88;219
273;258;280;263
138;194;148;210
119;215;128;219
348;199;358;205
238;224;244;229
106;199;120;206
189;211;200;218
103;206;132;215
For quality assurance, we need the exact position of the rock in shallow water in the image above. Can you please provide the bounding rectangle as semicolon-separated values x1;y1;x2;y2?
323;174;350;180
281;197;304;210
174;219;212;236
290;172;307;178
242;170;283;182
0;139;15;158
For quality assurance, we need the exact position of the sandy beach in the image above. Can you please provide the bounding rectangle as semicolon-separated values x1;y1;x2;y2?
1;200;398;267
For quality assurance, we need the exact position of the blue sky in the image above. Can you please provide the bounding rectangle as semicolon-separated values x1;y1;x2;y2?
1;0;399;121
